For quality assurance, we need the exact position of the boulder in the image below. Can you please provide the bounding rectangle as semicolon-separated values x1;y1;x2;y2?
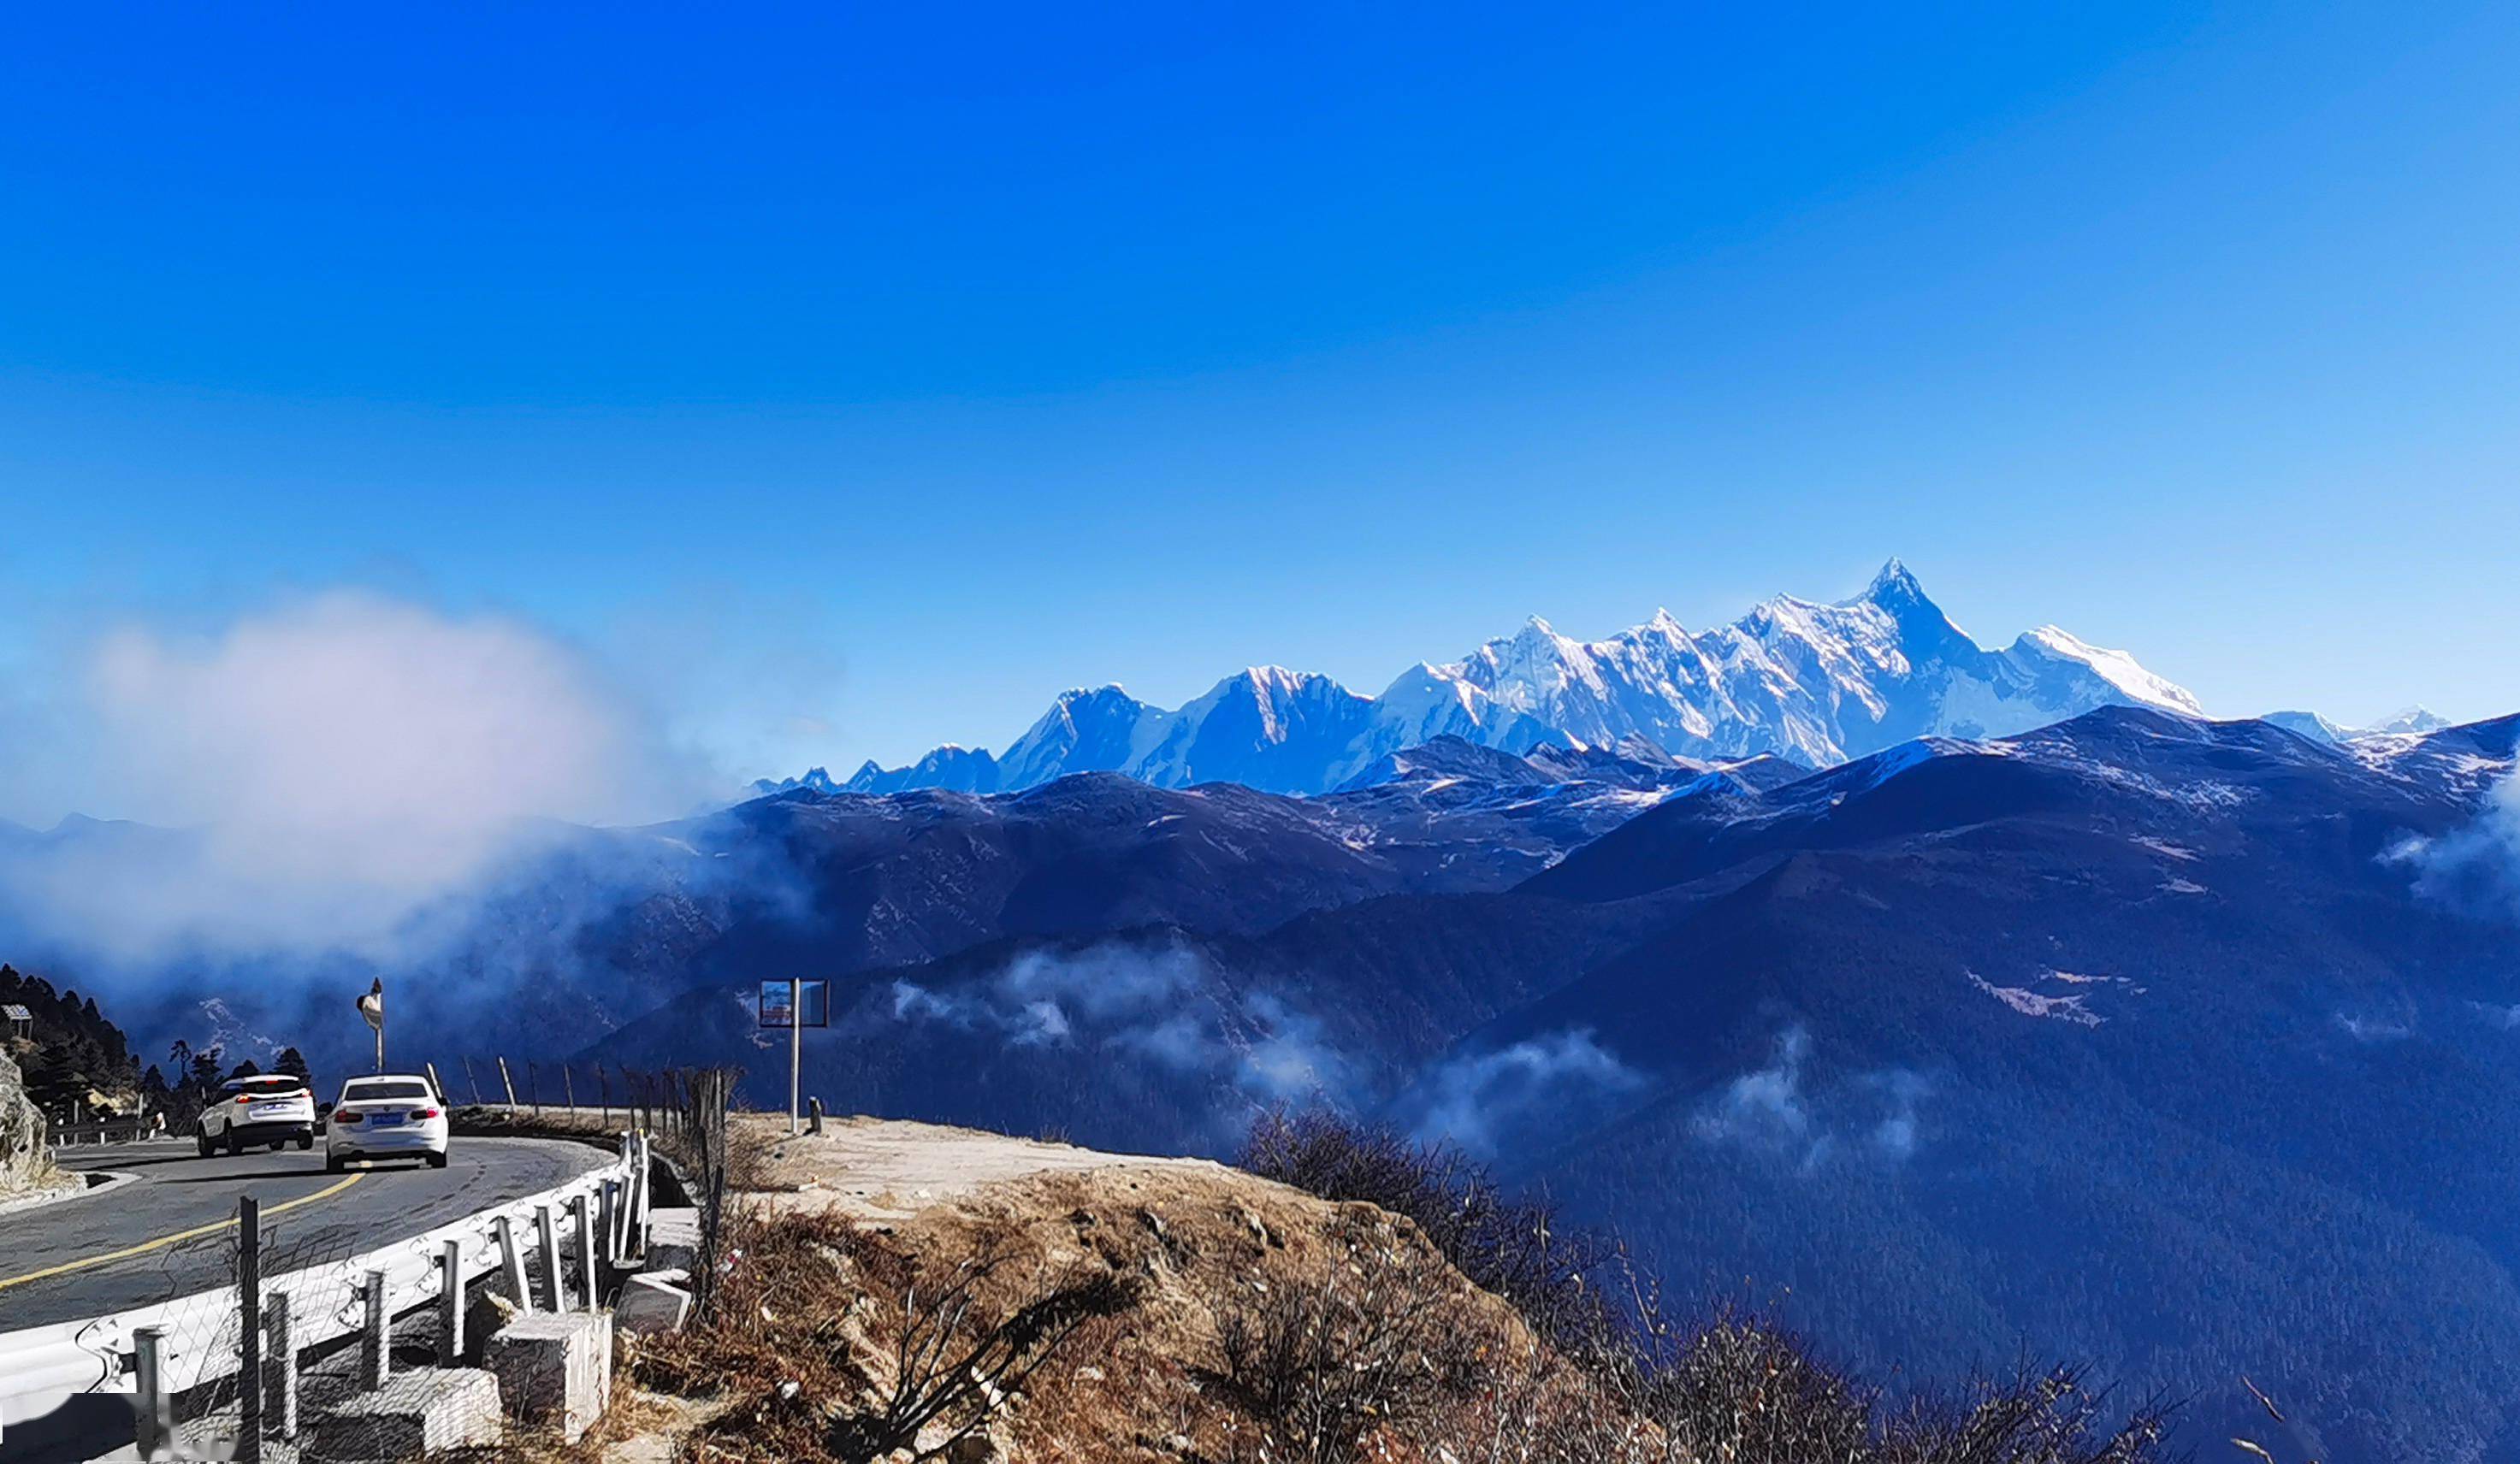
0;1043;59;1195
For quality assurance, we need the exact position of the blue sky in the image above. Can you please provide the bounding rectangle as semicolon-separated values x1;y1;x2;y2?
4;1;2516;789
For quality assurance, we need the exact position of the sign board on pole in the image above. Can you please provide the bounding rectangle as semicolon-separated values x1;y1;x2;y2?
759;979;830;1029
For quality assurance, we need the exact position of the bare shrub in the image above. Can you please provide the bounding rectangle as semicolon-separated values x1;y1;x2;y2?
828;1244;1142;1461
1241;1108;1616;1351
1199;1225;1488;1464
636;1205;1142;1462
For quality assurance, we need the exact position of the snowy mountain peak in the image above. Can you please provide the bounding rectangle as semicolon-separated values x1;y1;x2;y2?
1861;556;1923;602
795;562;2211;798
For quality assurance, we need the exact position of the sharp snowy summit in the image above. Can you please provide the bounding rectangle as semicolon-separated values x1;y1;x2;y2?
816;561;2206;798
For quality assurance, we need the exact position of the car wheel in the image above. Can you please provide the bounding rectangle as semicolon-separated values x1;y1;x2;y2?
269;1140;286;1153
226;1129;244;1156
426;1152;450;1170
195;1130;214;1158
297;1133;314;1151
326;1154;346;1173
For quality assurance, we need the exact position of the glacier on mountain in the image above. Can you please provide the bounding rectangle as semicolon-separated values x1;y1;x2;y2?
823;560;2208;798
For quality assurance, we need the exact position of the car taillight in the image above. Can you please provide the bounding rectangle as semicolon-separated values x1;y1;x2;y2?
334;1109;363;1124
412;1107;441;1120
236;1094;252;1103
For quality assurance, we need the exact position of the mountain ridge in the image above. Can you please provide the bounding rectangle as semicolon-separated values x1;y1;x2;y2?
816;561;2209;798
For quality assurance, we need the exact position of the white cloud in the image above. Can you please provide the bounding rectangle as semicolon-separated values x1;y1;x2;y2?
0;591;703;960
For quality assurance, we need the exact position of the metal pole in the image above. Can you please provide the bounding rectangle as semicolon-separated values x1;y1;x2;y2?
534;1204;561;1312
571;1193;597;1311
497;1056;518;1108
238;1196;263;1461
496;1214;530;1311
133;1326;172;1457
440;1238;465;1362
790;976;803;1136
360;1269;390;1390
267;1290;299;1442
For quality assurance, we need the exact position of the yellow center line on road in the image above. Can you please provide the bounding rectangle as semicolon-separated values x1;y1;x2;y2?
0;1172;367;1292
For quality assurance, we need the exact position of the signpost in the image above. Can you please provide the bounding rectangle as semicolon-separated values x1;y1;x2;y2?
356;978;385;1074
759;978;829;1136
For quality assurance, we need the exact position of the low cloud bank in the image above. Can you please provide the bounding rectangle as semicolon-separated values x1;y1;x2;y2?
1693;1024;1931;1171
887;942;1353;1109
1400;1029;1644;1160
0;591;705;965
2391;766;2520;922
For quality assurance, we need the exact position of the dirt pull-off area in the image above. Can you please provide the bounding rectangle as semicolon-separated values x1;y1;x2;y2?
746;1113;1228;1223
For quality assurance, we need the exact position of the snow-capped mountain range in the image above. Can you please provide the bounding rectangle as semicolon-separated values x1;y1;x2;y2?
772;560;2209;800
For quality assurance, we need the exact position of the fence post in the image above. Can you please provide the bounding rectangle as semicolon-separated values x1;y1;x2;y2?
464;1055;483;1105
440;1238;466;1361
599;1066;612;1126
497;1055;518;1108
133;1325;172;1456
635;1132;653;1254
529;1060;542;1118
808;1095;825;1136
564;1064;577;1116
360;1268;390;1390
237;1195;263;1461
496;1214;530;1311
534;1204;561;1312
571;1192;597;1311
265;1290;299;1443
598;1178;620;1267
425;1060;445;1105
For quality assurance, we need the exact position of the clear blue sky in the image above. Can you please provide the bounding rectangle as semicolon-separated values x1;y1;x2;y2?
4;2;2515;781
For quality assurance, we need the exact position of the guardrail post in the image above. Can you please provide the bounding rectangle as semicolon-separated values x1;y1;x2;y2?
265;1289;299;1443
133;1325;172;1456
497;1055;518;1108
440;1237;466;1361
360;1268;390;1390
597;1177;618;1268
574;1194;597;1310
496;1213;530;1311
238;1196;263;1461
534;1204;561;1311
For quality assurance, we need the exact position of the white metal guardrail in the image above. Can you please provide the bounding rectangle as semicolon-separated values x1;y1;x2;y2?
0;1134;646;1429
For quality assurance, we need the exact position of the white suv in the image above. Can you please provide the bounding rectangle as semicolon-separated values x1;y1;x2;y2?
198;1074;318;1156
326;1074;451;1172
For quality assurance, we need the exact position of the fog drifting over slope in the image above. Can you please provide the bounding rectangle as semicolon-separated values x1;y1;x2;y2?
0;591;708;962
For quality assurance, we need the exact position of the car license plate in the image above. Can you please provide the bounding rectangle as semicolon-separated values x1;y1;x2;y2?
252;1104;289;1118
370;1113;404;1127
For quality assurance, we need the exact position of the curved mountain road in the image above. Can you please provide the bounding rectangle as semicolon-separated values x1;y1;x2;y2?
0;1136;612;1333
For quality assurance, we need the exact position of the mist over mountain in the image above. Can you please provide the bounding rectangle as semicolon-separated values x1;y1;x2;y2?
824;561;2208;798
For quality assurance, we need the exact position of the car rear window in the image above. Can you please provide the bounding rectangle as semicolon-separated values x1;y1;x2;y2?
343;1080;432;1101
232;1077;305;1095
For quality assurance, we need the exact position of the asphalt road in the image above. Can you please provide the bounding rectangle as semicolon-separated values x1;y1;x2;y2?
0;1136;612;1332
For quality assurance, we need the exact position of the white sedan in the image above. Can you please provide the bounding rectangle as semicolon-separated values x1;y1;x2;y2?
198;1074;317;1156
324;1075;451;1172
